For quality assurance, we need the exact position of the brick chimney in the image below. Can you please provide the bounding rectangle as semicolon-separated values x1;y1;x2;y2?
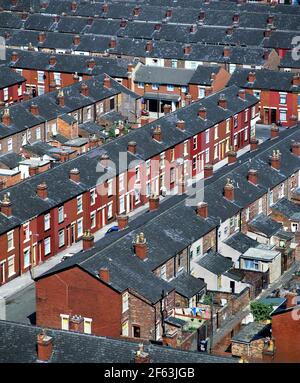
185;94;192;106
10;51;18;62
120;18;127;28
163;104;172;115
291;142;300;157
127;141;137;154
103;75;111;88
250;137;258;151
37;182;48;199
223;46;231;58
69;168;80;183
196;202;208;219
87;16;93;25
70;1;77;11
82;230;94;250
153;126;162;142
176;120;185;131
238;89;246;100
69;315;84;333
248;169;258;185
224;179;234;201
165;9;172;18
127;63;134;73
109;37;116;49
21;12;28;20
184;44;192;55
59;151;69;163
226;27;233;36
198;106;207;120
73;35;80;46
49;55;56;66
134;344;151;363
177;177;187;195
99;153;110;168
292;74;300;87
30;103;39;115
57;90;65;107
117;214;129;230
134;232;148;260
49;80;57;92
270;150;280;170
73;72;79;82
29;165;39;177
264;28;272;38
267;14;274;25
149;193;159;211
270;123;279;139
198;10;205;22
37;332;53;362
218;94;228;109
227;149;237;164
133;6;140;16
204;164;213;179
190;24;197;34
248;71;256;84
99;268;110;283
80;83;89;97
154;23;161;31
146;41;153;53
102;2;109;13
205;87;213;97
38;32;46;43
2;108;11;126
285;291;298;308
0;193;12;217
87;58;96;69
233;12;240;23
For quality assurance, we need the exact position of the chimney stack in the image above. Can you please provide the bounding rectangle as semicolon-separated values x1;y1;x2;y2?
0;193;12;217
196;202;208;219
292;74;300;87
38;32;46;43
117;214;129;230
146;41;153;53
69;315;84;333
99;153;110;168
176;120;185;131
10;51;18;63
224;179;234;201
36;182;48;199
204;164;213;179
102;2;109;13
149;193;159;211
292;142;300;157
127;141;137;154
270;150;280;170
57;90;65;107
127;63;134;73
248;71;256;84
69;168;80;183
198;106;207;120
205;87;213;97
134;344;151;363
163;104;172;115
226;27;233;36
87;16;93;25
30;103;39;115
2;108;11;126
238;89;246;100
154;23;161;31
80;83;89;97
134;232;148;260
190;24;197;34
184;44;192;55
37;331;53;362
233;13;240;23
264;28;272;38
87;58;96;69
198;10;205;23
270;123;279;139
109;37;116;49
248;169;258;185
153;126;162;142
99;268;110;283
285;291;298;308
120;18;127;28
82;230;94;250
267;14;274;25
166;9;172;18
223;46;231;58
103;75;111;88
218;94;228;109
70;1;77;11
133;6;140;16
185;94;192;106
250;137;258;151
29;165;39;177
227;148;237;164
49;55;56;66
59;150;69;163
73;35;80;46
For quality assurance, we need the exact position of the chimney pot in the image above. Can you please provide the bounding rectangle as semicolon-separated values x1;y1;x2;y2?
133;6;140;16
82;230;94;250
227;149;237;164
196;202;208;219
57;90;65;107
248;71;256;84
134;344;151;363
185;94;192;105
226;27;233;36
134;233;148;260
87;58;96;69
73;35;80;46
102;3;109;13
99;153;110;168
117;214;129;230
49;55;56;66
270;150;281;170
30;103;39;115
223;46;231;58
154;23;161;31
80;83;89;97
69;315;84;333
292;142;300;157
270;123;279;139
29;165;39;177
37;182;48;199
163;104;171;115
238;89;246;100
2;108;11;126
149;194;159;211
109;37;116;49
250;137;258;151
218;94;227;109
71;1;77;11
184;44;192;55
248;169;258;185
166;9;172;18
224;179;234;201
127;141;137;154
264;28;272;38
176;120;185;131
120;18;127;28
198;106;207;120
69;168;80;183
153;126;162;142
37;332;53;362
146;41;153;53
38;32;46;43
0;193;12;217
103;76;111;88
11;51;18;62
292;74;300;87
190;24;197;34
204;164;213;179
198;11;205;22
99;268;110;283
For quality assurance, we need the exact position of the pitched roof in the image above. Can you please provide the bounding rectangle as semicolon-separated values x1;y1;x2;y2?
134;65;195;86
169;271;206;298
225;232;260;254
248;214;283;237
0;66;25;89
271;198;300;220
197;252;233;276
232;322;270;344
0;152;23;169
0;320;235;363
189;65;222;85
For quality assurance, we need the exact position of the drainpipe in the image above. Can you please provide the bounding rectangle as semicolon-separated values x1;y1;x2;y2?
215;224;220;252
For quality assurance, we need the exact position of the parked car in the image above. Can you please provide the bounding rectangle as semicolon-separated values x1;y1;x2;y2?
105;225;119;235
61;252;75;262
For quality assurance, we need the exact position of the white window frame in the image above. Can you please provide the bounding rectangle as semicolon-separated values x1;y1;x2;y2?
91;211;96;228
58;229;65;247
77;218;83;237
122;292;129;313
7;255;15;278
90;188;96;205
44;237;51;256
60;314;69;330
58;206;64;223
44;213;51;231
7;230;14;251
77;195;83;214
83;318;92;334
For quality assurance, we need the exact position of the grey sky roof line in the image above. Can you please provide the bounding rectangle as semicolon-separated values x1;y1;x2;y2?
0;320;236;363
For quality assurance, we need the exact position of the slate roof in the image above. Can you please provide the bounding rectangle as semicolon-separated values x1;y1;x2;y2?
78;121;108;139
165;316;186;328
242;247;280;262
0;152;23;169
228;69;300;93
0;320;235;363
168;271;206;298
271;198;300;220
0;66;25;89
225;232;260;254
189;65;222;85
134;65;195;86
249;214;283;237
197;252;233;276
232;322;270;344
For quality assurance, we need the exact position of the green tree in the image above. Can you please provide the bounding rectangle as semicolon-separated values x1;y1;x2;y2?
202;293;213;305
250;301;273;321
